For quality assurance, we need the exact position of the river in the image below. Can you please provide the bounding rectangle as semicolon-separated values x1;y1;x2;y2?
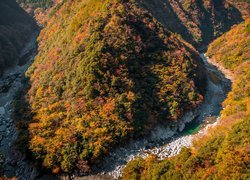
0;34;231;179
90;53;232;179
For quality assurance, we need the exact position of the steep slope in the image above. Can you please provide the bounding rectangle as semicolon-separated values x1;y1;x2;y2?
17;0;61;25
0;0;37;76
123;19;250;180
207;18;250;70
14;0;206;174
137;0;244;47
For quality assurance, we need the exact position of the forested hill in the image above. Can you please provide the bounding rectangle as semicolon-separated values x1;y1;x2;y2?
123;19;250;180
0;0;37;76
137;0;244;47
15;0;206;174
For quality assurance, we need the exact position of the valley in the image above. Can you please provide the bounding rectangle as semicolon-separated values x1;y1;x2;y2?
0;0;249;179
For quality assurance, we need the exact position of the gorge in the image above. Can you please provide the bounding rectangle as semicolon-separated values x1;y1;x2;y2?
0;0;249;179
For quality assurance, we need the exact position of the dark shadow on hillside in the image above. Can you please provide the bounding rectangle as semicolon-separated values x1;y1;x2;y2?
126;21;166;133
197;0;243;48
137;0;195;44
0;0;38;76
137;0;244;49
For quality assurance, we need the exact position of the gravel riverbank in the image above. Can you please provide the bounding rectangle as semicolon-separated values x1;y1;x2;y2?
89;53;232;179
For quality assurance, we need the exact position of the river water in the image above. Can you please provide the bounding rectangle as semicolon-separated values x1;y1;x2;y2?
0;33;231;179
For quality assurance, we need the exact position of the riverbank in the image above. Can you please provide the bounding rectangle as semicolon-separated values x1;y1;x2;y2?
200;54;234;82
82;54;232;179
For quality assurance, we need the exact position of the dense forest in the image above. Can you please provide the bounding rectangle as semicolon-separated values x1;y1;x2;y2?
207;19;250;70
14;0;206;174
122;19;250;180
0;0;37;76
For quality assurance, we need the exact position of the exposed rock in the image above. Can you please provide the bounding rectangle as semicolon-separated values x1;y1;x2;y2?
0;107;5;115
0;125;6;132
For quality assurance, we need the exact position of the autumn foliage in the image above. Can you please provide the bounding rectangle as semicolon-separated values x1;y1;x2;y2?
14;0;206;174
123;19;250;180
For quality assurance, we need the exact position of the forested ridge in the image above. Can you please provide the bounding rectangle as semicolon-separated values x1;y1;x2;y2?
137;0;244;47
14;0;206;174
0;0;37;76
122;19;250;180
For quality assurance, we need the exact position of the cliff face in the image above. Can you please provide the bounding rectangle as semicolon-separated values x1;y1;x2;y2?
0;0;37;76
137;0;244;48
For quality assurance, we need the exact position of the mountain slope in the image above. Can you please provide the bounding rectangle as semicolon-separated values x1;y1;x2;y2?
0;0;37;76
122;19;250;180
137;0;244;47
14;0;206;174
207;19;250;70
17;0;62;25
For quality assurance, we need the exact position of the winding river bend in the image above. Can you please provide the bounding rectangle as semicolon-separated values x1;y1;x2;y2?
0;33;231;179
92;53;232;179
